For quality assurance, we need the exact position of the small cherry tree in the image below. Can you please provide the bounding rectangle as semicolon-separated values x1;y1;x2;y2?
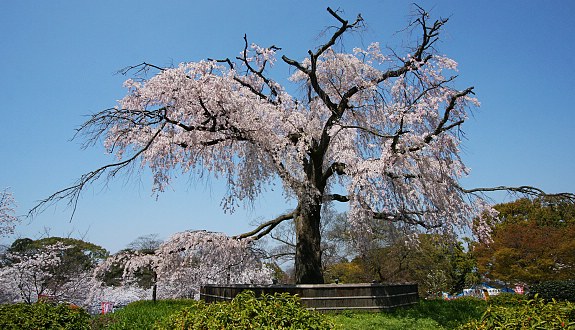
0;242;70;303
36;7;574;284
0;188;19;237
93;231;272;300
0;240;105;306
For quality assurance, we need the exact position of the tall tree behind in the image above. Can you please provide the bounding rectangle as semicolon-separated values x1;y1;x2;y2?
474;198;575;284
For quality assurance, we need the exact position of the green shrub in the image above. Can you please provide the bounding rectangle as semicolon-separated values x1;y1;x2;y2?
0;302;91;329
155;290;334;329
486;292;530;307
459;295;575;329
530;280;575;302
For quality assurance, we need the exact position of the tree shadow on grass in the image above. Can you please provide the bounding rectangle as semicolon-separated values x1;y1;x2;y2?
389;298;487;329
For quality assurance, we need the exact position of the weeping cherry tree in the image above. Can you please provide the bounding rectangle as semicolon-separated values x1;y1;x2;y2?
34;7;574;284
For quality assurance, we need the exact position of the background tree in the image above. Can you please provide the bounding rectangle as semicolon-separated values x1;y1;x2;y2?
126;233;163;253
324;233;478;297
94;231;273;300
474;197;575;285
34;7;574;284
0;237;108;304
0;188;18;237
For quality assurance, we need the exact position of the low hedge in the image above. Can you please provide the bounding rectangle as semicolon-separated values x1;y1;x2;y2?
459;295;575;329
155;290;335;329
0;302;91;329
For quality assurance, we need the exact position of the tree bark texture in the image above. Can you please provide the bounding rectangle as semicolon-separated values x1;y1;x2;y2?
294;199;324;284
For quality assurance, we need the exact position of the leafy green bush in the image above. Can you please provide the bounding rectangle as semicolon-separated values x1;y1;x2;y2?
530;280;575;302
459;295;575;329
155;290;334;329
485;292;529;307
0;302;91;329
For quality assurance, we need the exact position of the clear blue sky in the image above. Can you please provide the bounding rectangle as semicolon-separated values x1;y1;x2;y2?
1;1;574;253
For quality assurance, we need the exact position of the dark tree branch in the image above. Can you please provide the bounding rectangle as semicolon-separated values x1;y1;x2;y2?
321;162;346;187
373;211;443;229
326;194;350;203
116;62;166;80
234;209;298;240
424;87;474;144
461;185;575;203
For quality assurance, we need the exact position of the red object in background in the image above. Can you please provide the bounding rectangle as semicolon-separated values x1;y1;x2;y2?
101;301;114;314
515;285;524;294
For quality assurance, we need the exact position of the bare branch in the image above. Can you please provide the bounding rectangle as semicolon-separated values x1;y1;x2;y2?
117;62;166;77
234;209;298;240
462;185;575;203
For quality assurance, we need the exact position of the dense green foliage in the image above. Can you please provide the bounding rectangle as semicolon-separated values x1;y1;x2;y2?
459;295;575;329
530;280;575;302
156;291;334;329
475;198;575;284
325;234;478;297
0;302;91;330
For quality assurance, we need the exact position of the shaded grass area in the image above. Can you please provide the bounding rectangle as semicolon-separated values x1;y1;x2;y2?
331;298;486;330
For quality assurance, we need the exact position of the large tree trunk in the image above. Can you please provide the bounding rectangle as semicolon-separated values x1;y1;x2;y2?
294;201;324;284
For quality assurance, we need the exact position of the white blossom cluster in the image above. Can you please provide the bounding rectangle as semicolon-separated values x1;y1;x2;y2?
92;230;272;303
96;37;495;240
0;188;19;237
0;243;75;304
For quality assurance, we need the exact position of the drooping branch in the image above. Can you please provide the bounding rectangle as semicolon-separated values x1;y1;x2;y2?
234;208;299;240
462;185;575;203
29;124;167;219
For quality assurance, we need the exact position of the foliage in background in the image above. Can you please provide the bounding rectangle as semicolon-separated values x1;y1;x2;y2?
156;290;334;330
474;198;575;284
0;302;91;330
530;280;575;302
0;237;108;305
324;233;479;297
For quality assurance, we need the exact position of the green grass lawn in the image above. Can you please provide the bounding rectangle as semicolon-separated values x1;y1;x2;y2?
331;298;486;330
91;298;487;329
91;299;198;330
